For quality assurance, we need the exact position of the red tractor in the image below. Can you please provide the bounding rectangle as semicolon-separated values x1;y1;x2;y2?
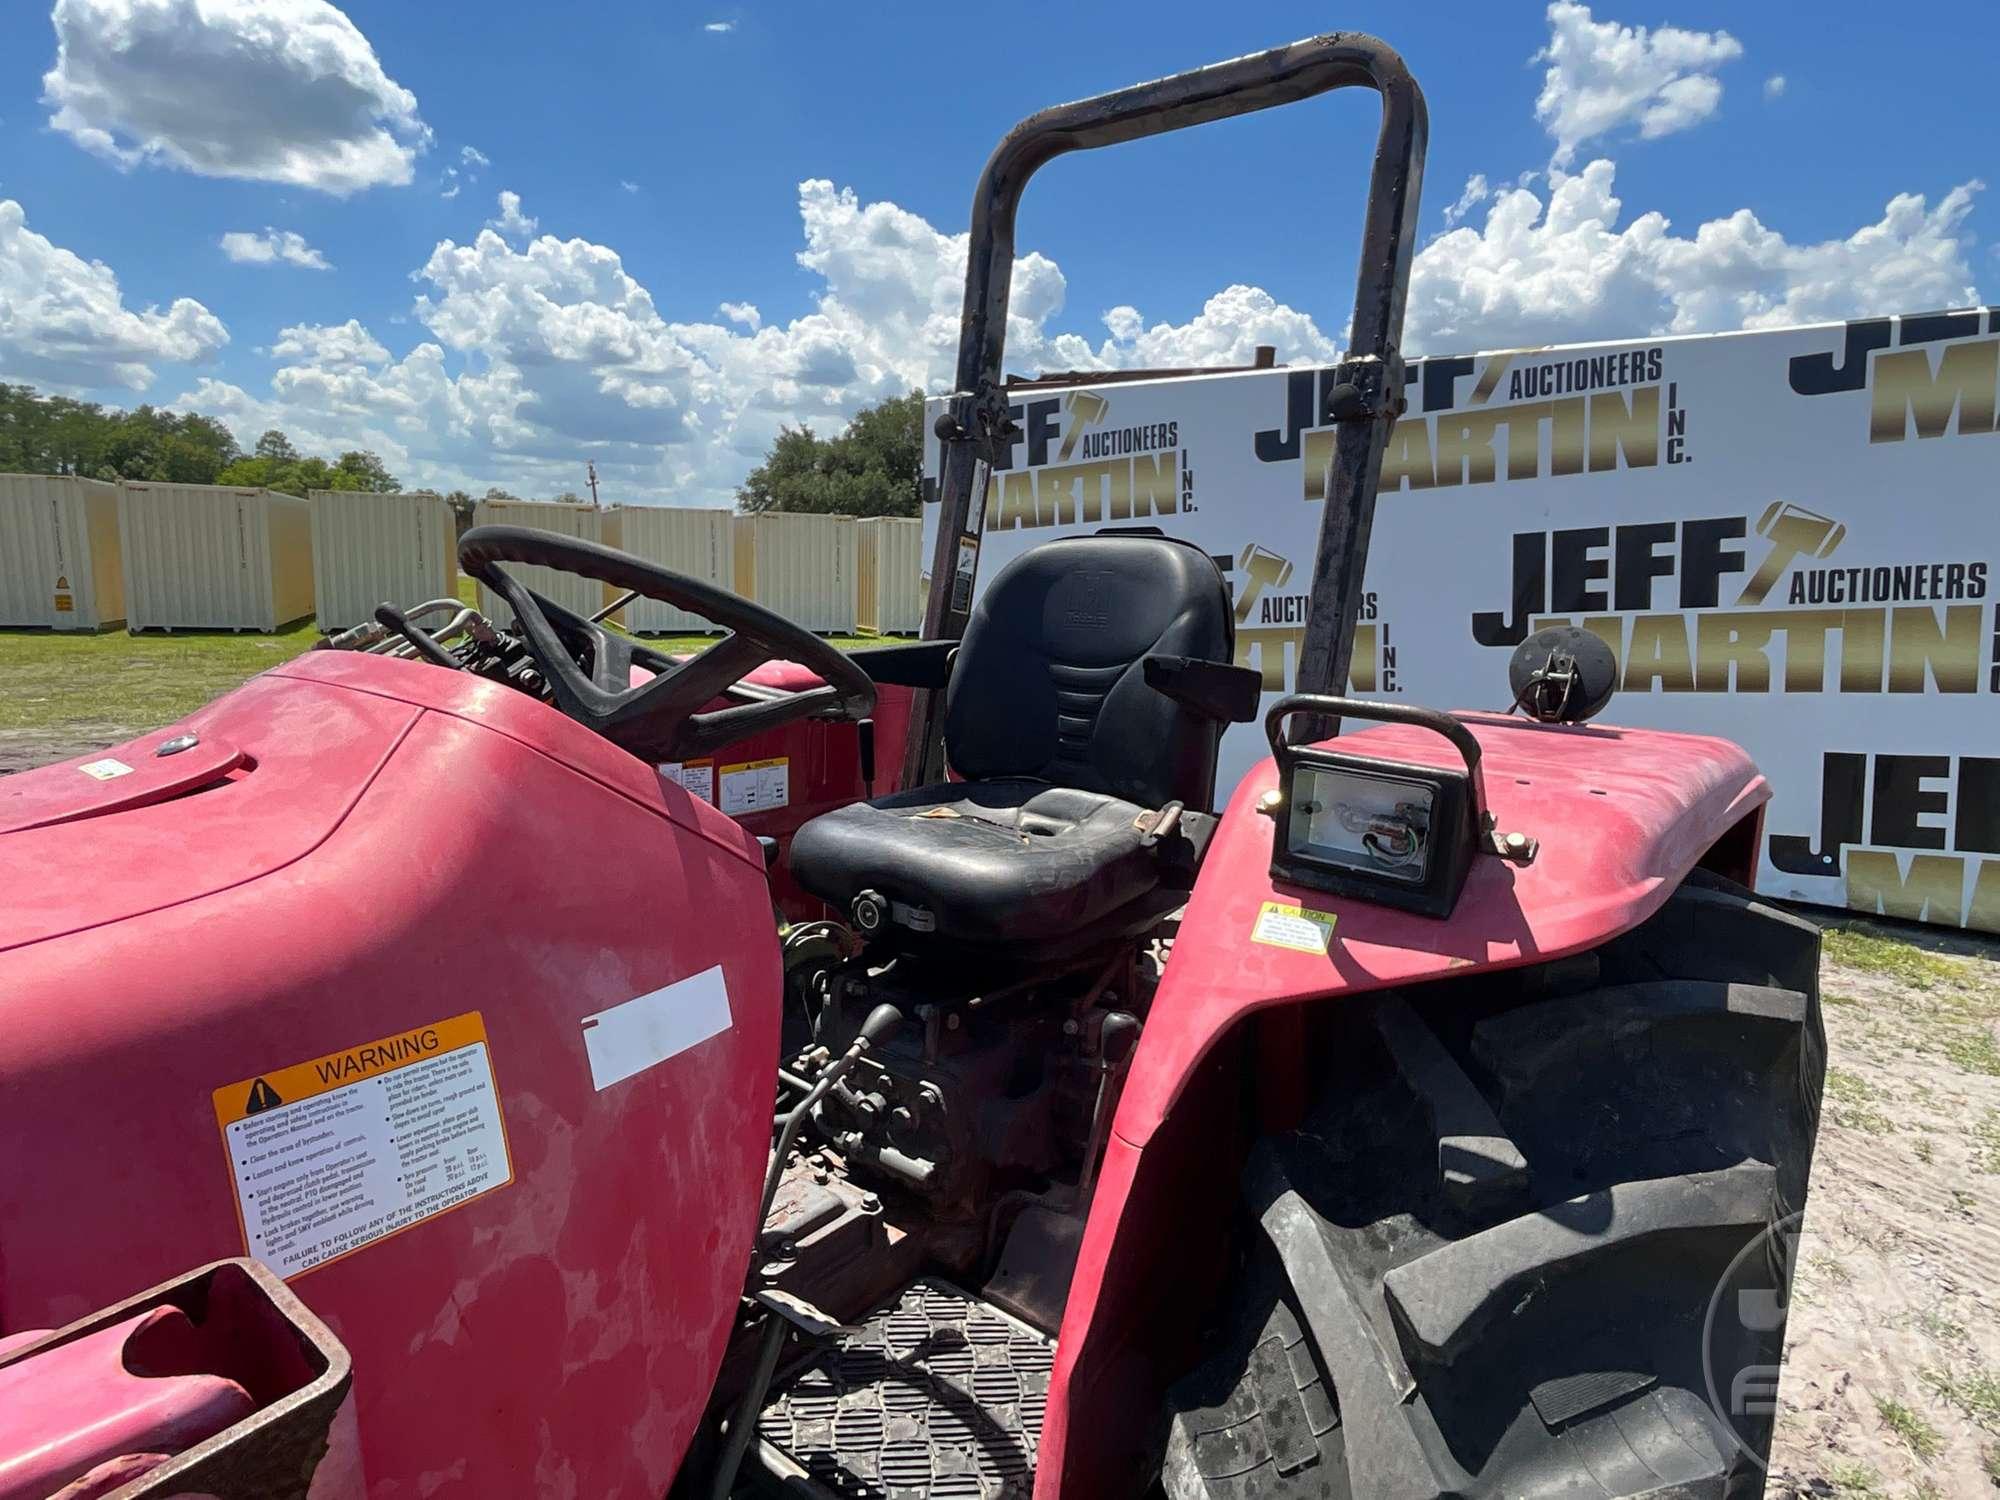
0;33;1822;1500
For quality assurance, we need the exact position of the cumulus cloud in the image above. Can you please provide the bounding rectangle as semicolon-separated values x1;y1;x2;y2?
460;145;490;169
703;20;735;33
1534;2;1741;166
488;190;538;240
220;229;332;270
1405;160;1983;350
1764;74;1787;101
43;0;429;195
159;143;1986;502
1443;174;1490;227
1;198;228;390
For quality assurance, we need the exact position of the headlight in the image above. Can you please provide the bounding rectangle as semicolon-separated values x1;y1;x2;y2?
1262;696;1515;919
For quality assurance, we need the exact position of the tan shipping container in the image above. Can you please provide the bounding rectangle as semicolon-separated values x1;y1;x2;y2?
118;482;313;633
856;516;923;635
310;490;460;631
731;513;857;633
0;473;124;629
469;499;620;625
610;506;734;634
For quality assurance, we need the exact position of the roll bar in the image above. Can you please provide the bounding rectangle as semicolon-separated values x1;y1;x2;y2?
907;33;1429;783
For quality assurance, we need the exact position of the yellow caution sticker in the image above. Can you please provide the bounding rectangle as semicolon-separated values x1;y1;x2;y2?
719;755;789;814
1251;900;1339;954
212;1011;512;1279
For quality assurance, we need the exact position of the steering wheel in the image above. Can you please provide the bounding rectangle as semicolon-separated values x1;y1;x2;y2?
458;524;875;762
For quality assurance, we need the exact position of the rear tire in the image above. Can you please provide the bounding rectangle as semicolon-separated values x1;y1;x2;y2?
1164;874;1825;1499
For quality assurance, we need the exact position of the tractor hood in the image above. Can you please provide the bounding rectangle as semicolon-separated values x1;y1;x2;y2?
0;678;420;954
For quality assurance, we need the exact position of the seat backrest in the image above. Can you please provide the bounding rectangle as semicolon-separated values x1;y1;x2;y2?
944;533;1235;809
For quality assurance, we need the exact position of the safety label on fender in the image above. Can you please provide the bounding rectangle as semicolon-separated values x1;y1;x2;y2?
211;1012;512;1280
659;758;715;802
719;755;789;814
1251;900;1339;954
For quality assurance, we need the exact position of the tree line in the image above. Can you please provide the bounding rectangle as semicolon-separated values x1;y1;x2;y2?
2;379;925;518
0;382;400;496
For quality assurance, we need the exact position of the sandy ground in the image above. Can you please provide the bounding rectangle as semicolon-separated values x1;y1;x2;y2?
2;720;1995;1495
1772;922;2000;1497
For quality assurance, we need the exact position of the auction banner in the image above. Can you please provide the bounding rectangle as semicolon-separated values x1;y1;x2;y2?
923;307;2000;935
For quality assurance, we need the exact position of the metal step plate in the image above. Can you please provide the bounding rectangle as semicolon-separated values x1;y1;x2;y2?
758;1278;1053;1497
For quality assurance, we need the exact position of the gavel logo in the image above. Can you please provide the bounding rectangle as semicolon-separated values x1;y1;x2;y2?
1235;542;1295;624
1737;501;1847;607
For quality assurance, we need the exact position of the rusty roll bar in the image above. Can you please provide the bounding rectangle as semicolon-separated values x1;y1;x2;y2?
908;33;1429;784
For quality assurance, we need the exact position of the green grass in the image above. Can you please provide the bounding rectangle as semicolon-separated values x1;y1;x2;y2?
1977;1111;2000;1174
1823;926;1970;991
0;619;321;734
1875;1396;1944;1460
1921;1363;2000;1428
2;581;889;752
1824;1460;1887;1498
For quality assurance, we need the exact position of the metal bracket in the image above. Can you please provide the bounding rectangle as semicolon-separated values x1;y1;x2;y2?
1479;817;1538;864
1322;353;1408;424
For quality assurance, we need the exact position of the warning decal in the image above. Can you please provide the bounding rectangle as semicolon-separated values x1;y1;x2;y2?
212;1012;512;1280
659;758;715;802
719;755;789;814
1250;900;1339;954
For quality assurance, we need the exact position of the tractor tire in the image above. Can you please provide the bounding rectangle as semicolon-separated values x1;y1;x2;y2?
1163;873;1825;1500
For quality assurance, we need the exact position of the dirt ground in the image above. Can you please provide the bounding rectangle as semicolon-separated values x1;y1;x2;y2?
1771;921;2000;1497
1;713;1995;1495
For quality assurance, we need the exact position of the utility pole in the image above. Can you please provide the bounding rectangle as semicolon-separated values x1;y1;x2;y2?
585;460;600;507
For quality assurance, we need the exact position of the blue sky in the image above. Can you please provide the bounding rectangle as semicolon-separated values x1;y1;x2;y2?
0;1;1991;501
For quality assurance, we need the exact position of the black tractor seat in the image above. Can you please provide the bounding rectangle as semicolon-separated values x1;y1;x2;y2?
790;532;1257;954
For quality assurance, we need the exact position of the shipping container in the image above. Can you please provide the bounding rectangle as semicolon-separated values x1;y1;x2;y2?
468;499;620;625
855;516;923;635
732;513;857;633
0;473;124;630
609;506;734;634
119;483;313;633
309;490;459;631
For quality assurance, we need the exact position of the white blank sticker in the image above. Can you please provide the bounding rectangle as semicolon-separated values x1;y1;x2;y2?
580;965;733;1091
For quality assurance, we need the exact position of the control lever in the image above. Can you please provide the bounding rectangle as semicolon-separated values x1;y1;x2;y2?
372;603;461;671
1139;800;1185;849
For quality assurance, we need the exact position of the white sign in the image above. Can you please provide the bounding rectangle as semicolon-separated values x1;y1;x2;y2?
925;310;2000;935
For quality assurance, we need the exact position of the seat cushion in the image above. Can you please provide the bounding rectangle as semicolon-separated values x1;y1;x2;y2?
789;780;1161;946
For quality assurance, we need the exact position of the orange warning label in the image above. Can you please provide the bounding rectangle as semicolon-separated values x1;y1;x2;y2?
212;1012;511;1278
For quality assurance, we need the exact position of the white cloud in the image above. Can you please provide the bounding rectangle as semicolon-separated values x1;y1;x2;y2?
1764;74;1788;101
703;20;735;33
460;145;490;169
272;319;388;366
1534;2;1742;166
1443;174;1490;227
488;190;538;240
620;180;641;194
1405;159;1983;350
43;0;429;195
220;229;332;270
1;198;227;391
157;166;1986;500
